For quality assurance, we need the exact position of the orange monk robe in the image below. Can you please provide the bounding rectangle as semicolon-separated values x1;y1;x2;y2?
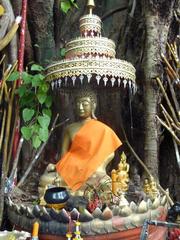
56;119;122;191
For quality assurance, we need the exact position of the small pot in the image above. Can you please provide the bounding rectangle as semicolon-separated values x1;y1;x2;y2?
44;187;69;204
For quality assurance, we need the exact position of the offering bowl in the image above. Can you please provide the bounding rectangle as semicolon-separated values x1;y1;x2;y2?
44;187;69;208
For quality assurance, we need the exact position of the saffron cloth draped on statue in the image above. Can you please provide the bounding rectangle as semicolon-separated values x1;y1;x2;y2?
56;119;122;191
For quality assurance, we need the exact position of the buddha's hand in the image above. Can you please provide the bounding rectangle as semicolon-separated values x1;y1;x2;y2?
54;173;61;186
46;163;56;172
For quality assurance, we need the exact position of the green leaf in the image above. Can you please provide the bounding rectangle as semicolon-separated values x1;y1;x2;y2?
59;48;66;57
45;95;52;107
7;71;19;81
19;92;35;108
22;72;32;84
73;2;78;8
38;114;51;128
17;85;27;97
40;83;49;93
61;0;71;13
32;135;41;149
37;92;47;104
42;108;52;118
22;108;35;122
21;126;32;140
31;74;44;87
70;0;78;8
39;127;49;142
31;64;44;72
31;123;40;133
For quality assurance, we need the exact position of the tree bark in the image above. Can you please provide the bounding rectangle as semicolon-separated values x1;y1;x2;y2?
27;0;55;65
54;0;86;51
142;0;176;179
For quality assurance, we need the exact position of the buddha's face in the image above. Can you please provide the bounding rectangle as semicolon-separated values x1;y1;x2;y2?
76;97;93;119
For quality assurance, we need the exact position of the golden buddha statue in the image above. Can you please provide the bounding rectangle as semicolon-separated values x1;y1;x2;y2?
143;178;151;194
117;152;129;174
149;176;159;199
111;152;129;196
38;89;122;199
143;176;159;199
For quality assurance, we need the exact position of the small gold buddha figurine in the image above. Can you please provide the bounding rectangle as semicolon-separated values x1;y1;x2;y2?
118;152;130;173
111;152;129;195
149;176;159;199
143;176;159;199
143;178;151;195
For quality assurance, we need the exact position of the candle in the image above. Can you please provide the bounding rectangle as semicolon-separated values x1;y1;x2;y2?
75;221;81;232
111;169;117;195
32;221;39;237
66;232;72;240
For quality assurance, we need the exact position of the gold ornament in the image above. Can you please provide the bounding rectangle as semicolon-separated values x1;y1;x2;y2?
143;176;159;199
45;0;136;91
87;0;95;14
111;152;129;195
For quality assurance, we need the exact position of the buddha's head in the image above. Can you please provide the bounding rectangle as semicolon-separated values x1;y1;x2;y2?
75;89;97;119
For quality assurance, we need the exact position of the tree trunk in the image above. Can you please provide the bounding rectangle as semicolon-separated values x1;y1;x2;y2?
27;0;55;65
142;0;176;179
54;0;86;51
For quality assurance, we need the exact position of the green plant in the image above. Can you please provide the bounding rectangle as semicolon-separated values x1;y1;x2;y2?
8;64;52;149
59;47;66;58
60;0;78;14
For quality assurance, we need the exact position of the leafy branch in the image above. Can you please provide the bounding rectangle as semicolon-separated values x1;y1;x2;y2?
60;0;78;14
8;63;52;149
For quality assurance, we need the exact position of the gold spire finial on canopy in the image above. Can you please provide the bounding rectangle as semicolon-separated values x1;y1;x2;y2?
87;0;95;14
45;0;136;92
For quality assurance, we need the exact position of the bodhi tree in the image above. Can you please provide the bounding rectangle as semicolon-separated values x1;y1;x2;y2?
0;0;180;228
